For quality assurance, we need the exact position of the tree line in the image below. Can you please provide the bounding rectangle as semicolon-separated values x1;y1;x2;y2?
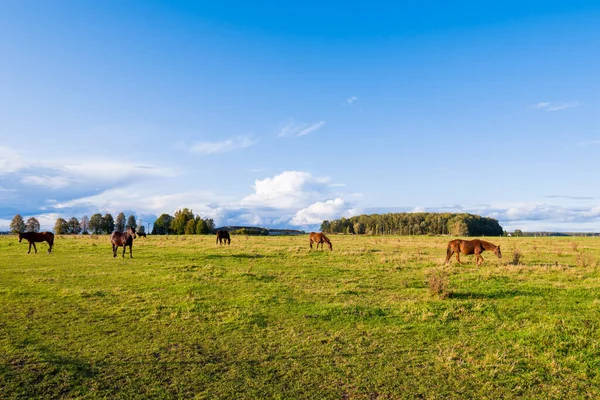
320;212;503;236
9;213;143;235
151;208;216;235
9;209;218;236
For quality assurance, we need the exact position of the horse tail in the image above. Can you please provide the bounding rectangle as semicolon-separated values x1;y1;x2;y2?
445;242;453;262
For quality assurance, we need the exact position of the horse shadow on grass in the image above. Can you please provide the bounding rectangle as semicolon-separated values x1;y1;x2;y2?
204;253;273;260
449;289;541;300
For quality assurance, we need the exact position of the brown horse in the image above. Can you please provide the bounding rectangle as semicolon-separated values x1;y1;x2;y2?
445;239;501;266
111;227;136;258
216;230;231;245
18;231;54;254
137;232;147;238
309;232;332;251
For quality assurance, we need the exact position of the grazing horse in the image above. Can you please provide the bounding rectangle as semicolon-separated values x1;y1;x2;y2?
445;239;501;266
137;232;147;238
18;231;54;254
216;230;231;245
111;227;136;258
309;232;332;251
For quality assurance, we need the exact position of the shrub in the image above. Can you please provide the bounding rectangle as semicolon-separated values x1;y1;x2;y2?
571;242;579;252
427;269;451;299
510;250;524;265
576;253;595;268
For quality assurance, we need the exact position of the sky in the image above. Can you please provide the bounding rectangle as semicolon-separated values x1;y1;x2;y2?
1;1;600;232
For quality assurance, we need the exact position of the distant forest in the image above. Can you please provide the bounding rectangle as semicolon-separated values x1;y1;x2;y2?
321;212;503;236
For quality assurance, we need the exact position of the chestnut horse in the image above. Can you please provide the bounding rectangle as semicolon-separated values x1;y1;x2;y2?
111;227;136;258
445;239;501;266
216;230;231;245
18;231;54;254
309;232;332;251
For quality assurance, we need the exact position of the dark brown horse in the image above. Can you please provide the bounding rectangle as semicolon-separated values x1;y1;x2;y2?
445;239;501;266
111;227;136;258
216;230;231;245
18;231;54;254
137;232;147;238
309;232;332;251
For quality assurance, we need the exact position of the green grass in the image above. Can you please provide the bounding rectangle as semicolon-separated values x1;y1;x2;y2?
2;234;600;398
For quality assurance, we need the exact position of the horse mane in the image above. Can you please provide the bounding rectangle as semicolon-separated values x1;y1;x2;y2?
479;240;498;250
320;233;331;244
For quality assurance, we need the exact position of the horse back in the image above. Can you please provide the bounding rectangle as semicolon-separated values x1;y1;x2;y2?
44;231;54;244
111;231;131;246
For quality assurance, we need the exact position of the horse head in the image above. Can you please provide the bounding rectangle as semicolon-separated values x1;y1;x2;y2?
128;227;137;239
494;245;502;258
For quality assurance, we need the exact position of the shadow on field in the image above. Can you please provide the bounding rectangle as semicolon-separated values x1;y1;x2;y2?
205;253;273;259
450;289;540;300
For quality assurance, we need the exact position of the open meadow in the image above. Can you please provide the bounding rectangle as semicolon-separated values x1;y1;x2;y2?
2;234;600;399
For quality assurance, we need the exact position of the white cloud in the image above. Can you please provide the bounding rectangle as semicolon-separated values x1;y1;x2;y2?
346;96;358;104
21;175;71;189
241;171;330;209
190;135;258;155
278;120;326;137
533;101;580;111
0;146;28;174
291;198;349;225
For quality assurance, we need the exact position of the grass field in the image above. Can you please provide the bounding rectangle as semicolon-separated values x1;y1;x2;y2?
2;234;600;399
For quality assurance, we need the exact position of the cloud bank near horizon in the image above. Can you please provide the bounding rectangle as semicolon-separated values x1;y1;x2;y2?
2;146;600;232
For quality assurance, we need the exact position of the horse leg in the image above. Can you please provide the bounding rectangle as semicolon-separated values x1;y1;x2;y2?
455;252;463;264
32;242;37;253
477;254;484;266
28;241;32;254
122;245;126;258
129;245;133;258
113;244;117;258
310;239;313;249
47;240;52;254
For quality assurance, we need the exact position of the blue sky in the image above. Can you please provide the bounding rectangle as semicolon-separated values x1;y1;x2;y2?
1;1;600;232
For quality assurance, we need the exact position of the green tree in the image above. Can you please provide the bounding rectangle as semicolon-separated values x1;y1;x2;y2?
10;214;26;233
449;219;469;236
102;213;115;234
204;218;215;234
126;215;137;231
89;213;103;234
68;217;81;234
25;217;40;233
320;220;331;233
513;229;523;237
353;222;365;235
195;217;208;234
184;219;196;235
54;218;69;234
115;212;126;232
170;208;195;235
152;214;174;235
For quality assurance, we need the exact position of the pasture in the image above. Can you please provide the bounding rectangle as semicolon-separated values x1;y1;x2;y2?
1;234;600;399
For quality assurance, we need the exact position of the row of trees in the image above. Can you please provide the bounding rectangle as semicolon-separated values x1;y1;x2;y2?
8;213;142;235
152;209;216;235
9;214;40;234
321;212;504;236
